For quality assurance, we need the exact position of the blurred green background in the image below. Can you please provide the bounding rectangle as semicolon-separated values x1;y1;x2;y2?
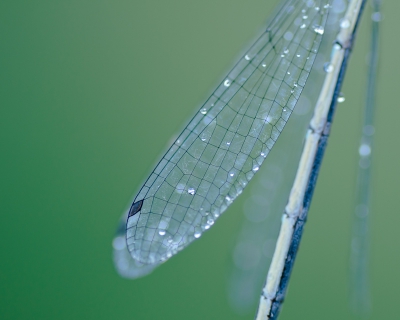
1;0;399;319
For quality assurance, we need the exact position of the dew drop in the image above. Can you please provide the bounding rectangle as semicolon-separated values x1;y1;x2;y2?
262;63;267;67
224;79;231;87
283;49;289;54
313;25;324;35
337;93;345;103
112;236;126;250
303;15;308;19
340;19;350;29
207;218;214;226
200;108;207;115
333;43;342;51
324;63;334;73
194;228;202;238
159;229;166;236
229;172;235;177
300;23;306;29
284;31;293;41
359;144;371;156
245;54;251;60
287;71;291;75
252;166;259;172
371;12;382;22
188;188;196;195
296;54;301;58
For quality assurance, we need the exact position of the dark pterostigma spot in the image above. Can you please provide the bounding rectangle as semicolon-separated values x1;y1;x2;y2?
128;200;143;217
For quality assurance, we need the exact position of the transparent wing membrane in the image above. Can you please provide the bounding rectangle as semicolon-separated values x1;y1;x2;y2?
123;0;329;268
113;211;156;278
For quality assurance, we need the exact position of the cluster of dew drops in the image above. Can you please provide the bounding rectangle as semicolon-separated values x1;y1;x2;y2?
162;3;352;243
198;4;339;120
